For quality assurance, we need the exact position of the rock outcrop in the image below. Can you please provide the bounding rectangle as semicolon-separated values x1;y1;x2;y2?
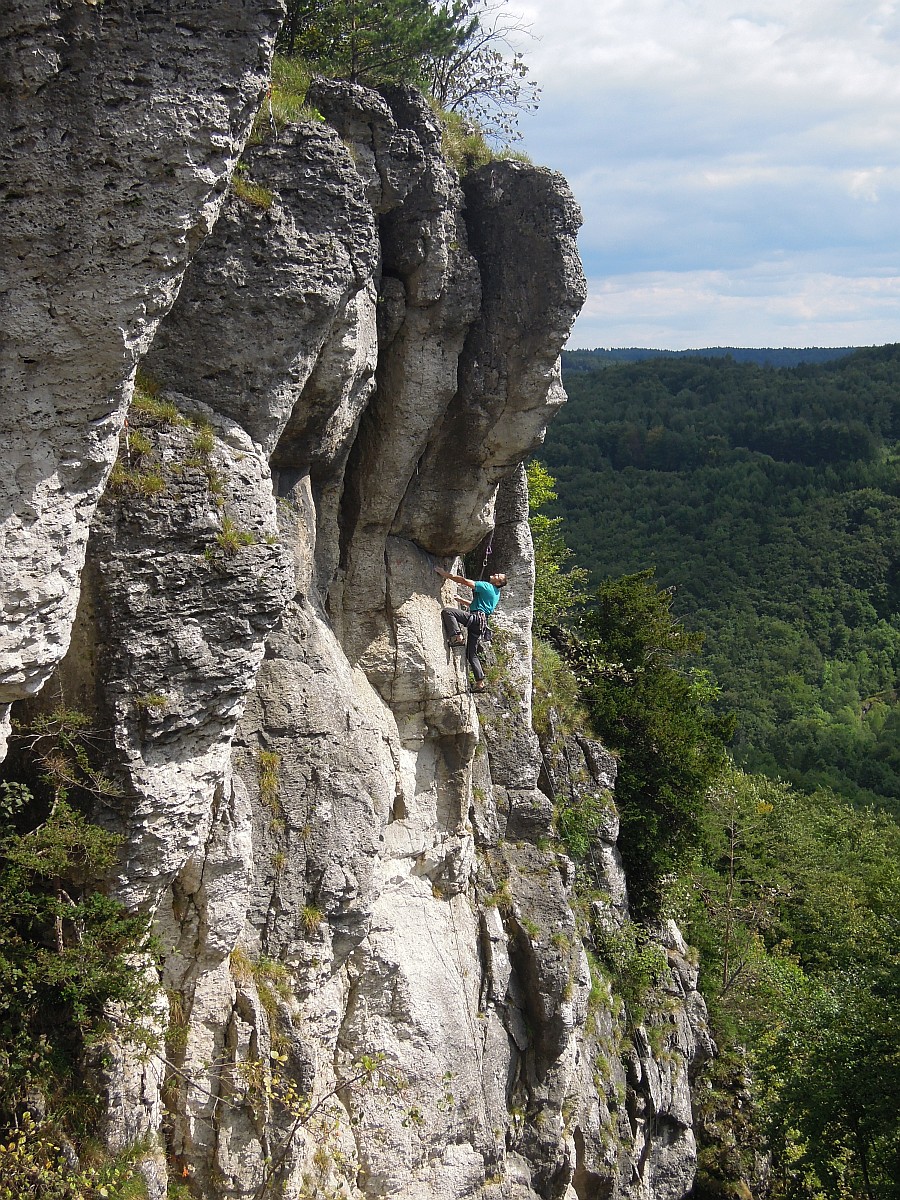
0;0;283;757
1;10;712;1199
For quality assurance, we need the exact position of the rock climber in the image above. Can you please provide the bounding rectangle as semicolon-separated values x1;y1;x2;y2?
436;565;507;692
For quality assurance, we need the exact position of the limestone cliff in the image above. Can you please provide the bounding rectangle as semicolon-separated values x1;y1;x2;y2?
0;5;712;1198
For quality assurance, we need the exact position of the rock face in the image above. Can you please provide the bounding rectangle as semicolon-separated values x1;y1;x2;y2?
0;0;283;753
1;16;711;1199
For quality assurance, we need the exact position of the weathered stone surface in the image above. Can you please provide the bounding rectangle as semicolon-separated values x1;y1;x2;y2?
490;466;538;726
337;87;481;650
544;731;628;921
144;122;379;458
0;0;282;716
238;592;397;961
56;396;293;909
84;976;169;1200
307;78;427;214
395;161;587;554
555;801;711;1200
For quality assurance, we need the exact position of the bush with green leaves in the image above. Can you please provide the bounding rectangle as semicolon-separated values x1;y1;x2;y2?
526;460;587;638
0;712;157;1192
0;784;155;1100
531;637;586;743
563;571;734;917
277;0;473;86
0;1112;149;1200
554;790;611;875
591;919;668;1030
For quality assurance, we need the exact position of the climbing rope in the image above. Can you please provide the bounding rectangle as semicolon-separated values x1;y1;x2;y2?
480;532;494;579
266;87;277;141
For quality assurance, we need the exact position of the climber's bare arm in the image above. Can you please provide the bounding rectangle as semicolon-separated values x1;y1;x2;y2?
435;566;475;590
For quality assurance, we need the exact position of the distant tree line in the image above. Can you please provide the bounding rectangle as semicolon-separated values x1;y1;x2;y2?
562;346;858;370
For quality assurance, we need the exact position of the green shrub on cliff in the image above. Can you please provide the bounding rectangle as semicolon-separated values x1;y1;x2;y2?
526;460;588;638
531;638;586;744
0;713;157;1194
0;800;154;1103
0;1111;151;1200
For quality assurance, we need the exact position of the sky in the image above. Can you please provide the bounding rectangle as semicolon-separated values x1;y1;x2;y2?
511;0;900;350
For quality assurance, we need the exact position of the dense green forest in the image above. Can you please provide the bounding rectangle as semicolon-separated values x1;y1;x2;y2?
541;344;900;813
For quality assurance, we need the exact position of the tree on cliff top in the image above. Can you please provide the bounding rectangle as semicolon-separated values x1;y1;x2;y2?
420;0;540;142
277;0;539;142
277;0;475;86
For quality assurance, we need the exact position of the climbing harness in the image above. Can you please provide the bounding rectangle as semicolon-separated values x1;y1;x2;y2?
470;610;491;642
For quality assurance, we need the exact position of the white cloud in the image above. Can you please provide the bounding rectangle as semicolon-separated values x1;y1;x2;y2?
521;0;900;112
511;0;900;345
568;264;900;349
848;168;886;202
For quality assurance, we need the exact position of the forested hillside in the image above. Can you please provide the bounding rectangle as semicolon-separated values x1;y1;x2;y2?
542;344;900;812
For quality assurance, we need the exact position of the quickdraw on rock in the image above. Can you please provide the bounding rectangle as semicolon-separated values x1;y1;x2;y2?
480;532;494;579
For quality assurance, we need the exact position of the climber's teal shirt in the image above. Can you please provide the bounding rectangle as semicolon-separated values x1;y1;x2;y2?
470;581;501;615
